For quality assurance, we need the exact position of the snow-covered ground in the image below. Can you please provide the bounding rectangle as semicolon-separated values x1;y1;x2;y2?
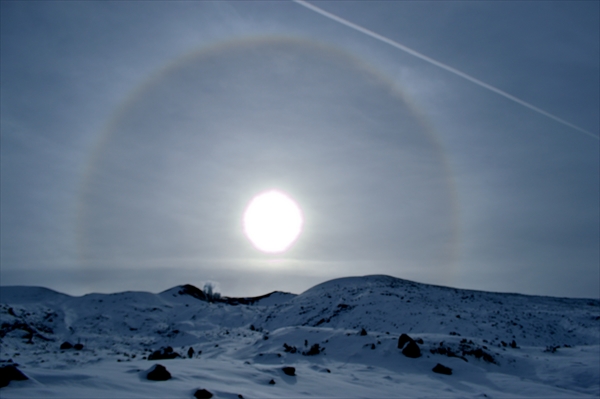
1;275;598;398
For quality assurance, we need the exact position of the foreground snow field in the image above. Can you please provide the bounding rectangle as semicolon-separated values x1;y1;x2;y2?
1;275;598;398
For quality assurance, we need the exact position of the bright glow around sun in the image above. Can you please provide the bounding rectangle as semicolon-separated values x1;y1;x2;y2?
243;190;303;253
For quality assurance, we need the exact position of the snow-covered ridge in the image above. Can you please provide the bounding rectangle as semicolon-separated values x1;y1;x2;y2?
1;275;599;398
262;275;600;346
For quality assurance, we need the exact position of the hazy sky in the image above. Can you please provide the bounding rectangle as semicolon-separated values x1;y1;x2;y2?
1;1;598;298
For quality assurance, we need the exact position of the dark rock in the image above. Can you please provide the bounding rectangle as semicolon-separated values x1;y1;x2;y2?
432;363;452;375
146;364;171;381
510;340;518;348
0;365;28;388
415;338;424;344
283;343;297;354
60;341;73;350
188;347;195;358
282;366;296;376
397;333;413;349
304;344;321;356
74;343;84;351
148;346;181;360
431;345;468;362
179;284;208;301
238;395;244;399
359;328;367;336
268;379;276;385
463;348;495;364
402;340;421;358
193;388;213;398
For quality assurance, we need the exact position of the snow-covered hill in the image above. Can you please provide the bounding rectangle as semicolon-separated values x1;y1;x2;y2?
1;275;598;398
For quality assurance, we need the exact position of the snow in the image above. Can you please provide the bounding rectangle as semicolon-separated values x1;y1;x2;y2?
1;275;598;398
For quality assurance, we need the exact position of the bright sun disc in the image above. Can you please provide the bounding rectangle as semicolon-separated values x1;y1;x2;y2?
243;190;303;253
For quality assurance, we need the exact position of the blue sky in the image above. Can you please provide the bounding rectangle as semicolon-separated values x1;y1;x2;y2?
1;1;598;298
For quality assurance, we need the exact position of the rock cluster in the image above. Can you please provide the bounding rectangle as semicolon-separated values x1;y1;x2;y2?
148;346;181;360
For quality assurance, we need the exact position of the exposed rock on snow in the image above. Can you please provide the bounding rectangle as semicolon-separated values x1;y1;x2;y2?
193;388;213;398
397;333;413;349
283;343;297;353
175;284;295;307
303;343;322;356
60;341;73;350
282;366;296;376
432;363;452;375
146;364;171;381
0;365;28;388
148;346;181;360
401;340;421;358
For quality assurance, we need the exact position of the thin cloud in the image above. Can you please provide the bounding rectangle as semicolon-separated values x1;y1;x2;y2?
294;0;599;140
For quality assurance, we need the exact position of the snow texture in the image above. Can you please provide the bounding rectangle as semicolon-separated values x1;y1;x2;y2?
1;274;598;398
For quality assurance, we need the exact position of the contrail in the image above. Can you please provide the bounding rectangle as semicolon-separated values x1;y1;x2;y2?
294;0;599;140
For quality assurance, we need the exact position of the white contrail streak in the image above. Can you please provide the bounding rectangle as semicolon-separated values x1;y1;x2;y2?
294;0;599;140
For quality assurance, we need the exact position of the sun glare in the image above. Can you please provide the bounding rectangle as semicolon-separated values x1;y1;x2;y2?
243;190;303;253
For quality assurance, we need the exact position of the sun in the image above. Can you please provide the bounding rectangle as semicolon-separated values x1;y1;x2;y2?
243;190;303;253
